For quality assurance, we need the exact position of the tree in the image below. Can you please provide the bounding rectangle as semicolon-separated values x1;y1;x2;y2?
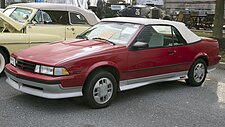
1;0;5;8
213;0;224;39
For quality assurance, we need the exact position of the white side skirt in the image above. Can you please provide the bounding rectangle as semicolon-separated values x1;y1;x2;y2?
119;71;188;91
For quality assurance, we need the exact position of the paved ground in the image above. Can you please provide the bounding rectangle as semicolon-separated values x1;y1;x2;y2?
0;69;225;127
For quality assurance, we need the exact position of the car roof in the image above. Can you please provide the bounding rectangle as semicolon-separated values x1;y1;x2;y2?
102;17;201;44
8;3;100;25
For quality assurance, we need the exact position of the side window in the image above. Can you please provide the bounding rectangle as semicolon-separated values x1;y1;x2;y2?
172;27;186;46
36;10;69;25
150;25;186;47
151;25;173;47
136;26;155;44
135;25;166;48
134;25;186;50
33;10;43;24
70;12;88;24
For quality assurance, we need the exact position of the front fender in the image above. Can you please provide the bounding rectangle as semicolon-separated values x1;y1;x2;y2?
0;33;30;54
85;61;119;77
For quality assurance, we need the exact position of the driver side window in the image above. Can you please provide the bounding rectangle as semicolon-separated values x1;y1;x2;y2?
136;26;154;44
33;10;43;24
134;25;186;49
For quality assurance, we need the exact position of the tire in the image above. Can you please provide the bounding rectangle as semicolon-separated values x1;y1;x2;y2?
0;50;9;76
185;59;207;87
83;70;117;108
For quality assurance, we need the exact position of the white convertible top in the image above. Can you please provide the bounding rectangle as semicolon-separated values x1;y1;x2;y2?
102;17;201;43
8;3;99;25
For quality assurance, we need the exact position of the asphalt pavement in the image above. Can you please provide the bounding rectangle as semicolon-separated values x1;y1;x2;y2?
0;69;225;127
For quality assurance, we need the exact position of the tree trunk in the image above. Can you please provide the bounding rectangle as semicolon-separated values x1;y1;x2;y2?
213;0;224;39
1;0;5;8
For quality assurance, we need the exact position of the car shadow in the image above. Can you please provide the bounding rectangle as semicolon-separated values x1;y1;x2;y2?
114;81;189;104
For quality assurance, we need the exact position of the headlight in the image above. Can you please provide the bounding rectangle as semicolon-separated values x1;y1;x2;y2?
34;65;69;76
10;56;16;66
40;65;54;75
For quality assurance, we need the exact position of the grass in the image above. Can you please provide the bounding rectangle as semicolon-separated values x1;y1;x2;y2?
192;30;225;62
193;30;225;38
220;50;225;62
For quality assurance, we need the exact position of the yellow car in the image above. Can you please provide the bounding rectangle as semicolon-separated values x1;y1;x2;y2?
0;3;99;76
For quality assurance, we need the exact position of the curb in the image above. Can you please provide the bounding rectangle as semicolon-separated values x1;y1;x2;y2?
218;62;225;70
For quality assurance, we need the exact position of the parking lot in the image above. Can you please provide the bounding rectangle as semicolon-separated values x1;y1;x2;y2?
0;68;225;127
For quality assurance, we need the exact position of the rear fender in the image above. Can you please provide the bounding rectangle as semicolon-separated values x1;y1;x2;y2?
193;52;209;66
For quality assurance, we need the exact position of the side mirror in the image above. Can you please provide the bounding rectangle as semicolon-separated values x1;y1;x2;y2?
131;41;148;50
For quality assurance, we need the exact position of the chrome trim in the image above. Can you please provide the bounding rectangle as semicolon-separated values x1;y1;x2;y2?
119;71;188;91
207;64;218;73
5;71;83;99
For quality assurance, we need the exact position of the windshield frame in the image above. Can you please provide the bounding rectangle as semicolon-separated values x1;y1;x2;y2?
78;21;142;46
3;6;35;24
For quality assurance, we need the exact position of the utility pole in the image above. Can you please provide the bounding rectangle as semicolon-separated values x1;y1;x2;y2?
1;0;6;8
213;0;224;39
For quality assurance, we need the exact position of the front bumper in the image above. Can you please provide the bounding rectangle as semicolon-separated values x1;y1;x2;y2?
5;70;83;99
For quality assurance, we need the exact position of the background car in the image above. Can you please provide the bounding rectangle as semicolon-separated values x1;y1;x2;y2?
119;5;162;19
5;17;220;108
0;3;99;76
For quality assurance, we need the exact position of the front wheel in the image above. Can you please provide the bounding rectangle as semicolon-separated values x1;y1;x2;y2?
0;50;9;76
83;70;117;108
186;59;207;87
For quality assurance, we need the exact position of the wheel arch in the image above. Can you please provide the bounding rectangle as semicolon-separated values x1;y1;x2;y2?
0;46;10;61
83;62;120;92
194;52;209;66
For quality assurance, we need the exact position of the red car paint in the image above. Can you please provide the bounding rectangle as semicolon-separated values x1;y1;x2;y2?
6;37;220;88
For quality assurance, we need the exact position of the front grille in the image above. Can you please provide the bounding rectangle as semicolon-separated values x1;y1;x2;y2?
16;59;36;73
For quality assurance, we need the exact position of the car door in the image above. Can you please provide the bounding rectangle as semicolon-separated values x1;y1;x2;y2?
1;33;29;53
26;10;67;47
66;12;91;40
127;25;182;82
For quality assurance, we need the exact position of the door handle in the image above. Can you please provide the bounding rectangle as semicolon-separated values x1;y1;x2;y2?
168;50;176;54
67;28;75;31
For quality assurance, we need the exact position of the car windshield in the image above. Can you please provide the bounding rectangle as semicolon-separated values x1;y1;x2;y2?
79;22;141;45
4;7;32;23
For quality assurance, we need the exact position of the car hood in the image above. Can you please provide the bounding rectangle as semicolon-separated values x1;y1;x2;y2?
0;11;24;31
14;39;125;66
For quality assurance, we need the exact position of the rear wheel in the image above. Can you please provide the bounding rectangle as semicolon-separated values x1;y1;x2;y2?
83;70;117;108
186;59;207;86
0;50;9;76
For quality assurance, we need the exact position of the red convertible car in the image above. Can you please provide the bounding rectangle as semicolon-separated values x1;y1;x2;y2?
5;17;221;108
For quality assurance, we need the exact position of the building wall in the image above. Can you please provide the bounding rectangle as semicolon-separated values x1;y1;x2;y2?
164;0;224;15
5;0;35;6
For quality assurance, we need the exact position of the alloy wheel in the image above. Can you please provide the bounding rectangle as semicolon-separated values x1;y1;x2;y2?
93;77;113;104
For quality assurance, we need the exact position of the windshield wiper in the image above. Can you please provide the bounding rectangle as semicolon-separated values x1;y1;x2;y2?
76;34;88;40
92;37;115;45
